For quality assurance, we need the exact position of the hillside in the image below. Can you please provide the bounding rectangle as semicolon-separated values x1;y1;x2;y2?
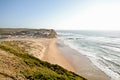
0;40;86;80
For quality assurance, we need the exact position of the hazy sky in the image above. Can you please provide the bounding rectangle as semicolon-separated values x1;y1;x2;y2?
0;0;120;30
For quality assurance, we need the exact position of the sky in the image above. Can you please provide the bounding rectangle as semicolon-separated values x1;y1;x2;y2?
0;0;120;30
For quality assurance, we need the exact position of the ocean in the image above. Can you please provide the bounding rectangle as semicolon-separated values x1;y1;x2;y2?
57;30;120;80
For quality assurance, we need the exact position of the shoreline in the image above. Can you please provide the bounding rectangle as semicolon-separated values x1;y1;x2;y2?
2;37;110;80
42;38;110;80
57;40;110;80
41;38;110;80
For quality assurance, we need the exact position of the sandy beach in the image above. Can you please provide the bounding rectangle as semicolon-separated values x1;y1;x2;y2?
2;37;110;80
42;38;110;80
42;38;76;72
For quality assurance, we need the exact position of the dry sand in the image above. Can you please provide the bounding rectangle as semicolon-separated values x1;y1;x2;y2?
1;37;52;59
41;38;110;80
42;38;76;72
2;37;110;80
2;37;75;72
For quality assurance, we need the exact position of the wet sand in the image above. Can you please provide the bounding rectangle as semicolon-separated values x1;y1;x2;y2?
2;37;110;80
58;41;110;80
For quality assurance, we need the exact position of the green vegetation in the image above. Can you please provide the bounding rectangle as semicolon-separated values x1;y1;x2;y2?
0;41;86;80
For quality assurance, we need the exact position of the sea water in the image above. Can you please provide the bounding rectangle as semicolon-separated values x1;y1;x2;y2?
57;30;120;80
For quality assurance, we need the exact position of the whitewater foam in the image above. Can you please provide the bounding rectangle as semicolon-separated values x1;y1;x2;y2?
57;30;120;80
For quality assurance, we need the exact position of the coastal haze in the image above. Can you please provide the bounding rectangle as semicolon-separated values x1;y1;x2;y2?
0;0;120;30
0;0;120;80
57;30;120;80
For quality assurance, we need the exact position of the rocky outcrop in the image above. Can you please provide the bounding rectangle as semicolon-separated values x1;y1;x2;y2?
47;29;57;38
0;28;57;38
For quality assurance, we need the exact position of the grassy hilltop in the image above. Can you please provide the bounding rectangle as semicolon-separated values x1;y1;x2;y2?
0;28;86;80
0;41;86;80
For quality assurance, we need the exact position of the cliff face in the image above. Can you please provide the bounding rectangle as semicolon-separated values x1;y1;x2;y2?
47;29;57;38
0;28;57;38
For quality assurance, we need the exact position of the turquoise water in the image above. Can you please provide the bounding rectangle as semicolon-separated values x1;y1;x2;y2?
57;30;120;80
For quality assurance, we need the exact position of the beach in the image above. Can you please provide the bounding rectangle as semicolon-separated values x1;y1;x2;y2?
58;41;110;80
42;38;76;72
2;37;110;80
1;0;120;79
42;38;110;80
2;37;76;72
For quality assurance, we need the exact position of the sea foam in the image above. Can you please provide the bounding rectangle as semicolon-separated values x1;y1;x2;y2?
57;30;120;80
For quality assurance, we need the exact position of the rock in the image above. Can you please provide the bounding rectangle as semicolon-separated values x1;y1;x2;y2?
0;28;57;38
